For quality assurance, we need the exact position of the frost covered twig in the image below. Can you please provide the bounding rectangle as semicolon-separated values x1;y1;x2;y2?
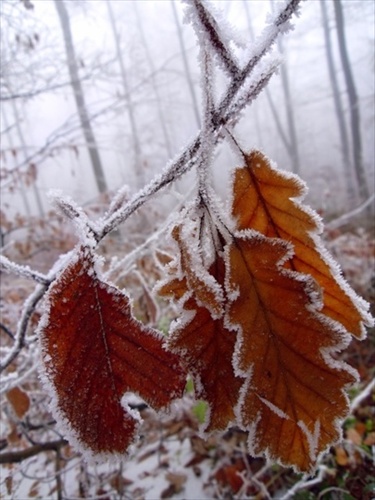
326;193;375;230
190;0;239;76
98;0;302;240
350;378;375;412
0;284;49;372
280;465;330;500
0;255;50;285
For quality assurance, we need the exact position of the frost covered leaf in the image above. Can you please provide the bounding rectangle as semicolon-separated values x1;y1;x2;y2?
171;224;224;318
226;233;357;473
231;150;371;337
158;228;242;432
39;249;186;458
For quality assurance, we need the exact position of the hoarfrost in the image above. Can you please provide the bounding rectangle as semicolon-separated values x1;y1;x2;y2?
298;420;321;463
257;396;290;421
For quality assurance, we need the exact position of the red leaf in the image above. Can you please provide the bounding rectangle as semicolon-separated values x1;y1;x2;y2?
40;249;186;459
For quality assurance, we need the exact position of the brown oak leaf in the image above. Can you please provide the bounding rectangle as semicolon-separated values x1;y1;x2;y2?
226;232;357;472
231;150;372;337
40;249;186;459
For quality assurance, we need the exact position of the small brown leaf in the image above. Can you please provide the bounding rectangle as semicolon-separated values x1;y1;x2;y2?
346;427;362;445
335;445;349;466
159;233;242;433
6;386;30;419
40;249;186;458
171;224;224;317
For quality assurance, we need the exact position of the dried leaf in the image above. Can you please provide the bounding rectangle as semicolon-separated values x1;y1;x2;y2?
226;232;357;472
171;224;224;318
6;386;30;419
231;150;371;337
158;227;242;433
40;249;186;458
335;445;349;466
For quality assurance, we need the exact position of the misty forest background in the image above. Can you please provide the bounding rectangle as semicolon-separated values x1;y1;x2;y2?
0;0;374;499
1;0;374;232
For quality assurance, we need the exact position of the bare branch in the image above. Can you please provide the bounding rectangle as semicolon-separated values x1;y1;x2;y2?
326;194;375;230
0;283;48;372
0;439;68;464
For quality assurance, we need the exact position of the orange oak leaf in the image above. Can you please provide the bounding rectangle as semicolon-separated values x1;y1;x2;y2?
158;225;242;433
231;150;372;338
40;249;186;459
226;232;357;472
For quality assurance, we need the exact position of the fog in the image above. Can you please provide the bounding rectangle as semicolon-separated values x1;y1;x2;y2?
1;0;374;221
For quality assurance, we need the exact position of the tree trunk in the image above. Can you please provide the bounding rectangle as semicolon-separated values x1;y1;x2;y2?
242;0;264;149
134;2;173;160
333;0;370;203
1;104;31;216
276;36;301;174
171;0;201;129
107;0;144;189
10;97;44;216
54;0;107;194
320;0;356;205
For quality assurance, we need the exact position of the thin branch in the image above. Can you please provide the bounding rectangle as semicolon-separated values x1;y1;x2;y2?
0;322;15;340
280;465;329;500
350;378;375;412
0;439;68;464
0;255;50;285
0;283;49;372
213;0;302;128
326;193;375;230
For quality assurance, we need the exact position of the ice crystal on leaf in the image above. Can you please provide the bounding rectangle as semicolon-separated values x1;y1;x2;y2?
156;150;372;474
231;151;372;338
157;215;242;433
225;231;357;472
39;248;186;460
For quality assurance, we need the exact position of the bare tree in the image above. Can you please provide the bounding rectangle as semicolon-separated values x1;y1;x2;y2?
333;0;370;203
171;0;201;129
54;0;107;194
270;0;301;174
134;2;173;160
107;0;144;189
320;0;356;205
